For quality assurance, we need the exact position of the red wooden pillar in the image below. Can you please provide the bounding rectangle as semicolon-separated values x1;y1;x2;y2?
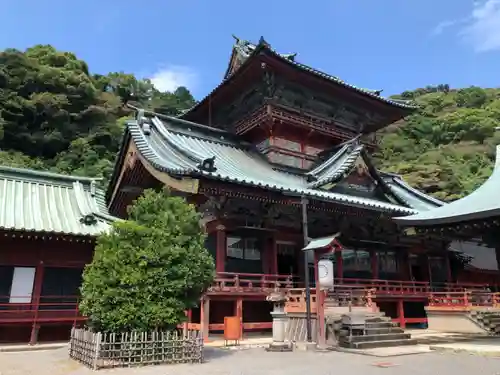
397;299;405;329
335;249;343;283
270;235;278;275
445;254;453;282
297;246;305;287
29;261;45;345
314;251;325;346
371;251;379;279
235;297;243;339
215;225;226;274
495;246;500;274
200;297;210;341
183;309;193;335
399;252;410;280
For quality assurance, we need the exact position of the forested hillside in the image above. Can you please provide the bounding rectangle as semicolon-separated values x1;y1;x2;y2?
375;85;500;201
1;45;499;200
0;45;196;186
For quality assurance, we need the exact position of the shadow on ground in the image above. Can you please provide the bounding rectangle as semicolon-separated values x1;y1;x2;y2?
203;346;238;361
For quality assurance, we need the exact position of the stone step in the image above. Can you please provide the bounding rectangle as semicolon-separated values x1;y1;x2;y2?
339;326;402;337
346;333;411;343
339;338;417;350
484;318;500;324
365;327;405;335
364;321;397;329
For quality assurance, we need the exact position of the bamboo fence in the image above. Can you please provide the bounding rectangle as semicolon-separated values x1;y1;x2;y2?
69;327;203;370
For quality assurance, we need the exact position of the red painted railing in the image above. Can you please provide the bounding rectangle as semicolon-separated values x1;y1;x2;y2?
210;273;493;297
334;278;491;297
428;291;500;309
335;278;430;295
0;295;83;324
209;272;296;294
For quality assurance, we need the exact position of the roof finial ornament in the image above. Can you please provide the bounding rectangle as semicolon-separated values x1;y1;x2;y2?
232;34;240;44
137;109;145;125
198;156;217;173
258;36;269;47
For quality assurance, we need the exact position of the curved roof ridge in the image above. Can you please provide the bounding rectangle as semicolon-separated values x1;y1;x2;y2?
151;117;206;165
308;144;364;188
0;165;102;185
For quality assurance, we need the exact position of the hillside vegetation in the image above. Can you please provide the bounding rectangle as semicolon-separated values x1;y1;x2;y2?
1;45;498;200
0;45;195;186
375;85;500;201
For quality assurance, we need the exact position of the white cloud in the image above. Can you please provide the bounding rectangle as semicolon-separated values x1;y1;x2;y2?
431;20;458;36
431;0;500;52
460;0;500;52
149;66;197;92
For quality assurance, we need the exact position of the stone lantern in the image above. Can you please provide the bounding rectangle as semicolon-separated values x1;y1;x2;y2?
266;291;292;352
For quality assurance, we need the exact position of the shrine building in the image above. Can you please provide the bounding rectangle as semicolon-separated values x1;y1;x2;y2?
106;36;499;339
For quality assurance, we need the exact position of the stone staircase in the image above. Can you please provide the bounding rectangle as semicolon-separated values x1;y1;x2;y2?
338;315;417;350
324;290;416;350
468;310;500;335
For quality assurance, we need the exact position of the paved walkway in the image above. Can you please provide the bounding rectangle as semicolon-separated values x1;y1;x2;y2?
1;346;500;375
430;339;500;355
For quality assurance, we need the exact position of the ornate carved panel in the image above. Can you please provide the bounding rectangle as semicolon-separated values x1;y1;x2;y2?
212;82;266;128
271;79;385;132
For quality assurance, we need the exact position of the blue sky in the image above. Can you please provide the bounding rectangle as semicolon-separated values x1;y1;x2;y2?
1;0;499;99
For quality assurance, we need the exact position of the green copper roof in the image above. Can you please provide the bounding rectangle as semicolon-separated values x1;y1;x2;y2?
124;112;441;215
0;166;116;236
394;146;500;226
302;233;341;251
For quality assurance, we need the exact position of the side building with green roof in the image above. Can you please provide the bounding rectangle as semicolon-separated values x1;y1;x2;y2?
0;166;116;344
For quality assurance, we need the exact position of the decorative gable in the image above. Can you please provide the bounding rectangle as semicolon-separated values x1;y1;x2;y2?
320;156;398;203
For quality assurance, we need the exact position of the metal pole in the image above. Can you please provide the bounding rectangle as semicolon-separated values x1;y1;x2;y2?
301;196;312;342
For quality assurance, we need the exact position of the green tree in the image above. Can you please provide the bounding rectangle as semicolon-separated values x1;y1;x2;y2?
79;189;215;333
456;86;487;108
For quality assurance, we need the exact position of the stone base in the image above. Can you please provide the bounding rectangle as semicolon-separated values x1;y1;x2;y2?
266;342;293;352
294;341;318;351
315;343;335;352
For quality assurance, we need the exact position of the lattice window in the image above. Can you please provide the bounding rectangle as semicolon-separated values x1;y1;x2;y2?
377;251;398;273
226;236;261;260
341;249;371;272
276;241;296;256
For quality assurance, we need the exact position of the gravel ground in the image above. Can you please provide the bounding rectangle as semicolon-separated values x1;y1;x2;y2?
1;347;500;375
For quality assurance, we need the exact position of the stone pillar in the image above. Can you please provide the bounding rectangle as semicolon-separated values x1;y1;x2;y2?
266;292;292;352
200;297;210;342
